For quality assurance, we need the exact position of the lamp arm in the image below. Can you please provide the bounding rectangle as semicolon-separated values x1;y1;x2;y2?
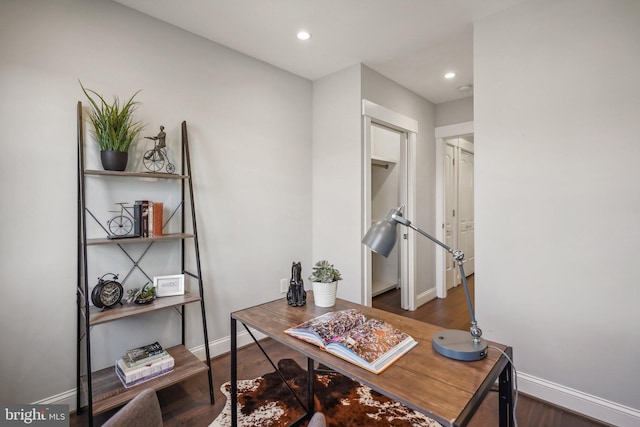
404;222;482;343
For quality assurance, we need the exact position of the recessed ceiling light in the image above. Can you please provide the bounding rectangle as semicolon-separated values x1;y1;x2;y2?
297;31;311;41
444;72;456;79
457;85;473;92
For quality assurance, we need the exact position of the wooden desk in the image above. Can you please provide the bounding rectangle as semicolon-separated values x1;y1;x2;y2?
231;293;514;427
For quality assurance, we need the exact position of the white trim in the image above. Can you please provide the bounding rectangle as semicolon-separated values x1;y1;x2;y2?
362;114;373;306
434;121;473;139
362;100;418;133
362;100;418;310
519;372;640;427
41;333;640;427
404;132;417;311
416;286;438;308
33;388;76;408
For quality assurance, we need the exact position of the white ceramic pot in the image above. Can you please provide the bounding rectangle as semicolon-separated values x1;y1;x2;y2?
312;281;338;307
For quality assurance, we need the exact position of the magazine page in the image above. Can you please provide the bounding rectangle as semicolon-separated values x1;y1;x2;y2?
285;309;366;346
329;318;414;364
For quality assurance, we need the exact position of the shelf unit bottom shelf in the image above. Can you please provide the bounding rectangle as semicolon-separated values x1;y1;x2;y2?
81;345;208;414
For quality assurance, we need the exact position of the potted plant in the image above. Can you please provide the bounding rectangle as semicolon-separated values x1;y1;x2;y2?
126;282;156;305
308;260;342;307
80;81;144;171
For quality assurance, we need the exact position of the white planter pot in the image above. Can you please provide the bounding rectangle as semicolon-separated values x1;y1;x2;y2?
312;281;338;307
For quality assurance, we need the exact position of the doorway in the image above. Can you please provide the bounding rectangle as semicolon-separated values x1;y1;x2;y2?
444;137;475;290
362;100;418;310
370;123;403;297
435;122;474;298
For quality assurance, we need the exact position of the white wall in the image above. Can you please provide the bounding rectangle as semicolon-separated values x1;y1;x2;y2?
475;0;640;424
0;0;312;405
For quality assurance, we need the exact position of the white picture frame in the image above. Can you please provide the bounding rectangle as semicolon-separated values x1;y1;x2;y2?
154;274;185;297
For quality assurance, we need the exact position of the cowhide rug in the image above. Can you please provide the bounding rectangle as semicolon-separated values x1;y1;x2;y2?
210;358;441;427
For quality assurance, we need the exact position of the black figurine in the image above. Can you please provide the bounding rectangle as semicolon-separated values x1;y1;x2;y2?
287;261;306;307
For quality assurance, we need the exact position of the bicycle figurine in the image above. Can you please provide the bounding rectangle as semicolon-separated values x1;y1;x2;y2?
107;202;137;237
143;126;175;174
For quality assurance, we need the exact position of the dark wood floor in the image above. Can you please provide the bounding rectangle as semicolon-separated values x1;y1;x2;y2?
72;276;612;427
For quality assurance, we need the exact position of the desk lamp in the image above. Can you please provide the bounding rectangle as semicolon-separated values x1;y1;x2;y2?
362;205;487;361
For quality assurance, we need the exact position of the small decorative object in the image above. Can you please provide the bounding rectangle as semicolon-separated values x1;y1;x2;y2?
286;261;306;307
91;273;124;309
80;81;144;171
308;260;342;307
143;126;175;173
106;202;138;238
154;274;185;297
126;282;156;305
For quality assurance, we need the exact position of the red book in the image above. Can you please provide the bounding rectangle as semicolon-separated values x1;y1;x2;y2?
151;202;163;237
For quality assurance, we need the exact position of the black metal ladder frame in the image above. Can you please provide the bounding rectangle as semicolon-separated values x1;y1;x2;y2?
76;106;213;426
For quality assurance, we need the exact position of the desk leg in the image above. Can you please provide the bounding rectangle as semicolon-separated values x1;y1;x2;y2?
498;359;513;427
231;317;237;427
307;358;315;420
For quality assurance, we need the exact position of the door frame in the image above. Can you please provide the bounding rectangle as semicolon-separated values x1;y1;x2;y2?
362;100;418;310
435;121;474;298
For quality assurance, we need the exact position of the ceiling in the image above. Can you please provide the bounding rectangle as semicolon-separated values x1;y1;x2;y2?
112;0;527;104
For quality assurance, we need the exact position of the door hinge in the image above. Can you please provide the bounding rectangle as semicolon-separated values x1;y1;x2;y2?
453;209;456;217
403;233;408;240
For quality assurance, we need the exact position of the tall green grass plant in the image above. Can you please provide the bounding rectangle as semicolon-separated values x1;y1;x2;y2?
80;81;144;152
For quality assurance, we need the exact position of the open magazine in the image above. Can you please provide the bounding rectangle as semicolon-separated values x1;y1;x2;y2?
284;309;417;374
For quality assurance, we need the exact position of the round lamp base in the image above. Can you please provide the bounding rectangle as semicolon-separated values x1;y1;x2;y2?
432;329;488;361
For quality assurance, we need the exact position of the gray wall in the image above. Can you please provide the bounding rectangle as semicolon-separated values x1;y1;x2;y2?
311;64;363;303
475;0;640;424
435;97;473;127
0;0;312;405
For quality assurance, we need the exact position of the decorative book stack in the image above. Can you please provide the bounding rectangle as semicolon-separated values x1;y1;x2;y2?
134;201;163;237
115;342;174;388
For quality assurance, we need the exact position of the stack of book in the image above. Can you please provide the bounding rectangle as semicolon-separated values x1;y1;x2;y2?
115;342;174;388
134;200;163;237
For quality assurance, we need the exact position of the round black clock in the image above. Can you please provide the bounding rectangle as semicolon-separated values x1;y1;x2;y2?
91;273;124;309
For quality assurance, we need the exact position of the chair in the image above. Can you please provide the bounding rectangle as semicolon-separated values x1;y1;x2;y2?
102;388;163;427
308;412;326;427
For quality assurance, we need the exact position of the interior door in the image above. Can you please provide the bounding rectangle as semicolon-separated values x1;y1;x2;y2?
444;144;456;289
458;148;475;275
444;137;474;287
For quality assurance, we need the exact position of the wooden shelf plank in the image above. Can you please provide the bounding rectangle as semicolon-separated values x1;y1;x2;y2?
84;169;189;179
89;292;201;326
86;233;194;246
85;345;209;414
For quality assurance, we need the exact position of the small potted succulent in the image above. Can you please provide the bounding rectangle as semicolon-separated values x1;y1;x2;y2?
308;260;342;307
126;282;156;305
80;81;144;171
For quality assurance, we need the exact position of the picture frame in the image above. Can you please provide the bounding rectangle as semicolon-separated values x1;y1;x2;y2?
154;274;185;297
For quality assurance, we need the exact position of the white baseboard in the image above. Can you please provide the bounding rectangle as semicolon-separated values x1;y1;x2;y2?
44;329;640;427
519;372;640;427
415;287;438;309
190;327;267;361
33;389;77;409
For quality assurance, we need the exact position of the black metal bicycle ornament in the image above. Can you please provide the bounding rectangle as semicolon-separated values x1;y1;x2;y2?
106;202;137;238
143;126;175;174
